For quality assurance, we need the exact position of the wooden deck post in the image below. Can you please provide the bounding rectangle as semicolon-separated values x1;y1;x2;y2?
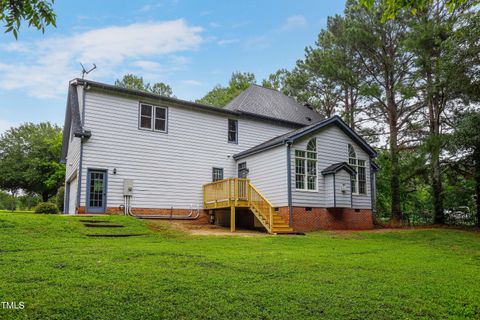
234;178;238;206
269;206;273;233
230;206;236;232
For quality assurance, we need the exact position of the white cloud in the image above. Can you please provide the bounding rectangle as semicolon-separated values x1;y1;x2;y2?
280;15;307;31
181;79;202;86
132;60;163;70
217;38;240;46
0;119;16;135
0;19;203;98
244;35;270;50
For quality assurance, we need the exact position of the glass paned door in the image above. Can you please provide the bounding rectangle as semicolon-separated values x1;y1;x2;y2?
86;170;107;213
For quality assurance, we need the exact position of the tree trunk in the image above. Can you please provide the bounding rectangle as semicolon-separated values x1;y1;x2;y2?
427;73;444;224
9;190;17;212
431;137;444;224
42;192;49;202
389;124;402;225
475;150;480;228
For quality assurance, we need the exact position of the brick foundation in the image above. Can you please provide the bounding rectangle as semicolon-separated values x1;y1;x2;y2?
77;206;372;232
276;207;373;232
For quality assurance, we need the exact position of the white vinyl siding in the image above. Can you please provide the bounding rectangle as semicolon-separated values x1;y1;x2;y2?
239;145;288;206
290;125;372;209
79;90;294;209
335;170;352;208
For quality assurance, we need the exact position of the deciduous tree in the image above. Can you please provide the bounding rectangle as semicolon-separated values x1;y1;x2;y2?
0;0;56;38
197;72;256;107
0;123;64;202
115;74;174;97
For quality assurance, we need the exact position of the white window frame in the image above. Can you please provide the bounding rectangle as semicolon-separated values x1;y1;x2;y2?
138;103;168;133
295;138;317;192
348;144;367;195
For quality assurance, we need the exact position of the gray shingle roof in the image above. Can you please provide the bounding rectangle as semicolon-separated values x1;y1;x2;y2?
321;162;356;176
233;115;377;160
224;84;323;125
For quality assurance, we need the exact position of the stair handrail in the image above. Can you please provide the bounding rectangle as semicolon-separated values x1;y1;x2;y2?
248;182;274;232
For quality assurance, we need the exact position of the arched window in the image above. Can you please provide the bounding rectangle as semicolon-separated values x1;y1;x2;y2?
348;144;366;194
295;138;317;190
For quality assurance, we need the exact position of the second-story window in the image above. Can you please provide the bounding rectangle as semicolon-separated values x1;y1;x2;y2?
228;119;238;143
140;104;153;129
139;103;167;132
154;106;167;131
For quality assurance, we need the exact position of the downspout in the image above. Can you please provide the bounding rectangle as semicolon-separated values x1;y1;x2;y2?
333;173;336;208
76;84;87;213
369;158;375;213
286;140;293;227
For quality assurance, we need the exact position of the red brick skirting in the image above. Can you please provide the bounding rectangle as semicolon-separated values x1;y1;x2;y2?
77;206;372;232
276;207;373;232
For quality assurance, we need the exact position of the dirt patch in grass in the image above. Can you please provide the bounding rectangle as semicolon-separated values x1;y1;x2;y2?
149;220;268;237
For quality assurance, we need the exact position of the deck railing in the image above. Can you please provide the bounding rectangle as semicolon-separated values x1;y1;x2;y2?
203;178;274;232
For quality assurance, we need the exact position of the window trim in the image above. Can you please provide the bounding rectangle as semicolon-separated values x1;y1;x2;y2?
238;162;248;178
295;138;318;192
227;119;238;144
138;102;168;133
212;167;224;182
348;144;367;196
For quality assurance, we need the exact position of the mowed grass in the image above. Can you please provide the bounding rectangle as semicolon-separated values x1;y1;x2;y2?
1;212;480;319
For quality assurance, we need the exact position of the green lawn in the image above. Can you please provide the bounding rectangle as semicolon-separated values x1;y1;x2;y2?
1;212;480;319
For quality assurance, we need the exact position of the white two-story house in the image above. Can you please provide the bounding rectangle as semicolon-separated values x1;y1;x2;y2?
61;79;378;233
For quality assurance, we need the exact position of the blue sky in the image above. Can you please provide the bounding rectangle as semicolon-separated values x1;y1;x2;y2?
0;0;346;134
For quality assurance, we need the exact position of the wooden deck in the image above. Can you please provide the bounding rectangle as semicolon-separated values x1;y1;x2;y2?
203;178;295;234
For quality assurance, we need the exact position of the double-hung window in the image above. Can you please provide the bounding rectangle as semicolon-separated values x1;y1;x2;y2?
139;103;167;132
295;138;317;191
228;119;238;143
348;144;366;195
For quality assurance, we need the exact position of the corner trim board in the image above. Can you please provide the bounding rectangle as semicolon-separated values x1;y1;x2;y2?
286;142;293;226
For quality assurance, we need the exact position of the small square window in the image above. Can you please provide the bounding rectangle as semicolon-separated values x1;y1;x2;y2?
212;168;224;182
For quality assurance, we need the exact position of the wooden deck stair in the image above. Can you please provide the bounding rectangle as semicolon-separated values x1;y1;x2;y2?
249;205;294;234
203;178;296;234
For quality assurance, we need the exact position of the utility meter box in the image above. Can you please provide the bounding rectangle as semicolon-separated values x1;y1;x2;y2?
123;179;134;196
